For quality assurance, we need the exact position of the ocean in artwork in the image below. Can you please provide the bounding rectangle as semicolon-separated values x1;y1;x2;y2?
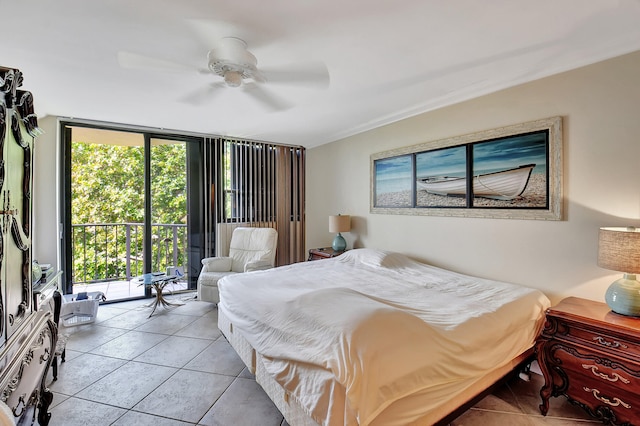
374;155;412;195
375;131;549;208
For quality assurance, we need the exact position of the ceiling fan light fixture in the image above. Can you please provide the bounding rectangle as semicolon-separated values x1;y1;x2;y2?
224;70;243;87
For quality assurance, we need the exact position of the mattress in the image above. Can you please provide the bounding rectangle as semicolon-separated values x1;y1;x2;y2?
218;307;533;426
218;248;550;425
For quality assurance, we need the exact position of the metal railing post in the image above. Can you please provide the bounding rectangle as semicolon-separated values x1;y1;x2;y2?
173;225;179;270
125;224;131;280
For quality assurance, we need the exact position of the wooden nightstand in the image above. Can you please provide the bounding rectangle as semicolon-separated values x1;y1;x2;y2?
308;247;345;261
536;296;640;425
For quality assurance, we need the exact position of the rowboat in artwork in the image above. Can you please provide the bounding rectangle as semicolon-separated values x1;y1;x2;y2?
416;164;536;201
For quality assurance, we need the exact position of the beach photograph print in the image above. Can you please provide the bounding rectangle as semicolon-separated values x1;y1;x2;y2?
374;154;413;207
471;131;548;208
415;145;467;207
370;116;561;219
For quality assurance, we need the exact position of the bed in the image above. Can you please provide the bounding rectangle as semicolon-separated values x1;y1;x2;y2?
217;248;550;425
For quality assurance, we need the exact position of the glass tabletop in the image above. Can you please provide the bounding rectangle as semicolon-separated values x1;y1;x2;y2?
135;273;178;285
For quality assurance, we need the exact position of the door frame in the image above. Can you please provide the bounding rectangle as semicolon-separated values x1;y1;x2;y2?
59;121;204;299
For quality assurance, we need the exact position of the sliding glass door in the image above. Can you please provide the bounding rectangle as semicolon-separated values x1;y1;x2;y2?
148;137;189;294
60;123;203;301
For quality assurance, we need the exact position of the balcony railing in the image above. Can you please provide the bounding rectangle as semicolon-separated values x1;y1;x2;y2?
71;223;187;285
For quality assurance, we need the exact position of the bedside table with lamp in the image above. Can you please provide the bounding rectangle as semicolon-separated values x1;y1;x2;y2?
308;214;351;261
536;226;640;425
308;247;345;261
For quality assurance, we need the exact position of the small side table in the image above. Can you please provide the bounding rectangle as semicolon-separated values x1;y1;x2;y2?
137;274;184;317
308;247;345;261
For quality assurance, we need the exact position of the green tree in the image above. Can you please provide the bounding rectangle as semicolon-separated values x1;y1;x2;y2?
151;143;187;225
71;141;187;283
72;143;145;224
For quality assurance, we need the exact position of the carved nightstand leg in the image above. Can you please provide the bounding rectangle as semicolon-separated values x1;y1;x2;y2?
539;386;551;415
536;341;551;415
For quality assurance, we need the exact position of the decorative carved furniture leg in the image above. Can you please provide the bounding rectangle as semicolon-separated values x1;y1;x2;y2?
37;387;53;426
536;340;552;415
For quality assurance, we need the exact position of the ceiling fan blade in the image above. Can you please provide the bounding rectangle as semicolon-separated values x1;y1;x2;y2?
242;83;294;111
259;62;330;88
179;82;226;105
117;51;202;73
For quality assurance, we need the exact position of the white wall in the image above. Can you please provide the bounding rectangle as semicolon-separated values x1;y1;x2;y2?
33;115;59;268
306;51;640;305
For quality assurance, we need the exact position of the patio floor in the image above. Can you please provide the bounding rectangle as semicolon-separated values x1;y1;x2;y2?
72;279;191;303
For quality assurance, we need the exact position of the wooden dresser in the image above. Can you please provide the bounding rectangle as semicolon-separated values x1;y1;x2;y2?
0;67;56;425
537;297;640;425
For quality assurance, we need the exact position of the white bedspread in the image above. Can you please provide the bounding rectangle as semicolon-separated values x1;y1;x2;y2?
218;249;550;425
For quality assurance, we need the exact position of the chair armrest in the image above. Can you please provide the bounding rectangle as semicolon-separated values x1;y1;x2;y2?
244;260;273;272
201;257;233;272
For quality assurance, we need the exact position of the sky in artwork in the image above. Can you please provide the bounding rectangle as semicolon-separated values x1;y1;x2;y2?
473;132;547;174
375;131;548;194
416;145;466;178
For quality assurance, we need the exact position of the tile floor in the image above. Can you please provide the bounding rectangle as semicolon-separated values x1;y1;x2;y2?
46;294;601;426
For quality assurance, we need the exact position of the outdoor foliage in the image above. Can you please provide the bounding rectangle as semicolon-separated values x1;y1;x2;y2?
71;141;187;283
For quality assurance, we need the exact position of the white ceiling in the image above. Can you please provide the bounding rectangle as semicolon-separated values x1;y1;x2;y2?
3;0;640;148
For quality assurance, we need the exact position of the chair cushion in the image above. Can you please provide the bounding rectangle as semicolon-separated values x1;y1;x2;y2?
55;333;70;356
201;257;233;272
198;271;236;288
228;228;277;272
245;260;273;272
197;271;236;303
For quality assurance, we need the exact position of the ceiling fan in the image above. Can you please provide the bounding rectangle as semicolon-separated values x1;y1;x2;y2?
117;37;329;111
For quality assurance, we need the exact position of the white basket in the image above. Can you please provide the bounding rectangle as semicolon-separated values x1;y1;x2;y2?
60;292;104;327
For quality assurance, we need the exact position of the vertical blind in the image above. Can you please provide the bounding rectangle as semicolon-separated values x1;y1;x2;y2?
202;137;305;266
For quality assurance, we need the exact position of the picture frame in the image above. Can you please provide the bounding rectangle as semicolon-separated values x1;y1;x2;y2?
370;116;563;220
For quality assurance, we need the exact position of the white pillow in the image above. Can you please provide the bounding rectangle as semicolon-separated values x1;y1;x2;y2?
341;248;413;268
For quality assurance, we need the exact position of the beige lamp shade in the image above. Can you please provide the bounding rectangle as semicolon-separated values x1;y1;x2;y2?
329;215;351;233
598;227;640;274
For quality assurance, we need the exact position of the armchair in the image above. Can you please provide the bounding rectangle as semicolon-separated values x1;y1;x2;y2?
197;227;278;303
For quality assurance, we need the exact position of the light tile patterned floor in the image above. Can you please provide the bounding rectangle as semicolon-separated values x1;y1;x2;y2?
46;294;601;425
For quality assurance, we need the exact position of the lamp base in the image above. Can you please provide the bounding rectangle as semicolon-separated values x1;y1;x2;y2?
332;233;346;252
605;274;640;317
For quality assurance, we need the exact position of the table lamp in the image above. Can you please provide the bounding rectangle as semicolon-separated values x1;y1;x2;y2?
329;214;350;252
597;226;640;316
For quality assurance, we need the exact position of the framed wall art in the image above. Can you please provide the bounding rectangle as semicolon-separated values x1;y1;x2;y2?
370;116;563;220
